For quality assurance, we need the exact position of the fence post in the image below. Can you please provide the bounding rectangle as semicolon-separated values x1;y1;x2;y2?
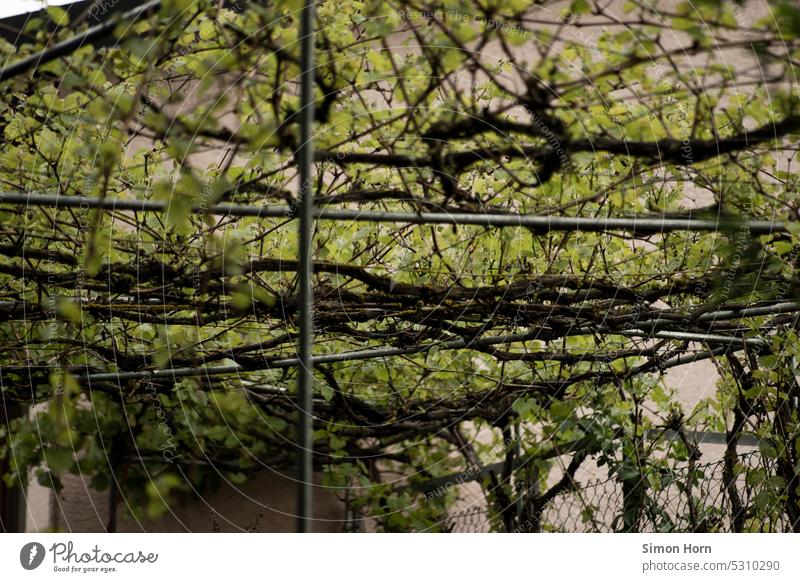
296;0;316;533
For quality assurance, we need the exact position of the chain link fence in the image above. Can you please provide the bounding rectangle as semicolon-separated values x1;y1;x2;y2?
445;451;794;532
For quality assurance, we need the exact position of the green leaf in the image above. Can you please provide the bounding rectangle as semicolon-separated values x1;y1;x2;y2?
47;6;69;26
229;472;247;484
56;298;82;323
512;397;537;416
758;440;779;459
775;0;800;39
549;401;572;421
569;0;591;15
44;448;74;472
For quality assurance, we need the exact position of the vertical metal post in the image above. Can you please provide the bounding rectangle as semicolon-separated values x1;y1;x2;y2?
296;0;316;533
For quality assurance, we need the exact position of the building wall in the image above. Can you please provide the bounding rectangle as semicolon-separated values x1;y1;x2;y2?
30;471;346;533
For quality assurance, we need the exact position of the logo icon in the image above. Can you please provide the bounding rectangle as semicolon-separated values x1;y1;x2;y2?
20;542;46;570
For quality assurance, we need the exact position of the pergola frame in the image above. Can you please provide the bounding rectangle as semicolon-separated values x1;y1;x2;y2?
0;0;796;532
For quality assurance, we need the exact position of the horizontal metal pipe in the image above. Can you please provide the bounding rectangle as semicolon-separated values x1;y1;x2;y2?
619;329;766;347
415;424;758;494
316;211;786;235
651;345;726;369
625;303;800;334
81;330;545;383
0;192;788;234
696;302;800;321
652;429;760;448
77;327;754;384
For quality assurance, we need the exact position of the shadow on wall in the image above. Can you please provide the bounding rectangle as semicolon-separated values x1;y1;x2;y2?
36;471;346;533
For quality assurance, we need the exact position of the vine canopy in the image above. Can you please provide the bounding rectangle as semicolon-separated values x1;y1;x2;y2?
1;0;800;531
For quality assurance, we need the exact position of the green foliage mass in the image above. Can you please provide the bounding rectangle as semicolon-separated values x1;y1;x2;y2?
1;0;800;531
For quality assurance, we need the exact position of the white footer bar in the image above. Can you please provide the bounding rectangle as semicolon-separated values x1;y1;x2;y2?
1;533;798;581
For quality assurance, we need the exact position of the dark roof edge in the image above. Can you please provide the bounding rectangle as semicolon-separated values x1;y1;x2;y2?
0;0;144;46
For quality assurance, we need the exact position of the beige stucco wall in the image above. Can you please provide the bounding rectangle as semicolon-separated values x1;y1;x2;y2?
28;470;346;533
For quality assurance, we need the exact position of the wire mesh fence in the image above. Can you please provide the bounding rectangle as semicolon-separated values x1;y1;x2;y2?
445;451;793;532
1;0;799;536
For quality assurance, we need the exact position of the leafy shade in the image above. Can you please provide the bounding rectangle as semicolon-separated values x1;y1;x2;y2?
1;0;800;531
